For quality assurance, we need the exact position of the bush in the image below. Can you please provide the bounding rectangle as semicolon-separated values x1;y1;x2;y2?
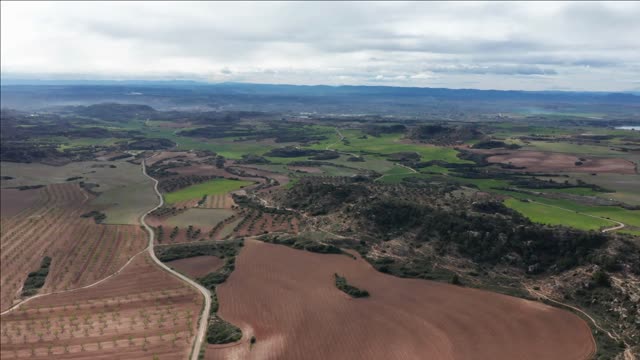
334;273;369;298
206;316;242;344
21;256;52;296
592;269;611;287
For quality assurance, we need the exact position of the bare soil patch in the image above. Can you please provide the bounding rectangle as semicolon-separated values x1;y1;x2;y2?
0;188;42;218
206;240;595;360
487;151;636;174
202;194;235;209
167;256;224;279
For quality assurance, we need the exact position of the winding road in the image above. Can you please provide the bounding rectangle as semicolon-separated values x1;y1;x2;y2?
2;159;213;359
141;159;212;360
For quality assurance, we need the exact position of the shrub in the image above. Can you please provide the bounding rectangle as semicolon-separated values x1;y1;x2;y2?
334;274;369;298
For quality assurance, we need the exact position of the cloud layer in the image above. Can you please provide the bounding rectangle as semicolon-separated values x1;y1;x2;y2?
2;1;638;90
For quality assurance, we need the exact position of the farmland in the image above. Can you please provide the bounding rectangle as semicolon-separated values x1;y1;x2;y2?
164;179;253;204
1;98;638;358
206;240;595;360
0;253;203;359
503;198;613;231
0;183;148;311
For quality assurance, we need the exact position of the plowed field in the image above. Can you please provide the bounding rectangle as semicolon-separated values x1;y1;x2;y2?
206;240;595;360
0;253;203;359
0;183;147;311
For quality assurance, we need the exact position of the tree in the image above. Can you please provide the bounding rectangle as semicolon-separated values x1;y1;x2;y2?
592;269;610;287
450;274;462;286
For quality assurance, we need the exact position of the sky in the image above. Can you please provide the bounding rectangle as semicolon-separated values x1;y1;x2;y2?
1;1;639;91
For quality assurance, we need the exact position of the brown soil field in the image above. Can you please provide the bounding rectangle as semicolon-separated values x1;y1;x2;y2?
0;253;203;359
0;188;42;218
486;151;636;174
206;240;595;360
0;183;147;312
202;194;235;209
167;256;224;279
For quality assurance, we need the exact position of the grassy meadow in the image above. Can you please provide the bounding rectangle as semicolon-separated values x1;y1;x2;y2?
164;178;253;204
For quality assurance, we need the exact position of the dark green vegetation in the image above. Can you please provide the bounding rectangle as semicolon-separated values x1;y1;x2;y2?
81;210;107;224
155;241;240;262
21;256;52;296
206;317;242;344
155;240;244;344
334;274;369;298
286;178;615;275
260;234;351;257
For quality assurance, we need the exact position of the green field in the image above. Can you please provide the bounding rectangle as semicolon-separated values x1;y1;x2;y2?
164;179;253;204
504;198;613;231
308;131;470;164
501;190;640;231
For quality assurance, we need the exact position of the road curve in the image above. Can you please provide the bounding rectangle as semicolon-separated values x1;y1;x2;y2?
141;159;212;360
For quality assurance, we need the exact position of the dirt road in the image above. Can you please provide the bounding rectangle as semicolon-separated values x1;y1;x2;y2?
141;159;212;360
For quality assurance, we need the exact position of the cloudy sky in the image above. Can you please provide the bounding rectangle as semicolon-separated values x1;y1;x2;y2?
1;1;639;91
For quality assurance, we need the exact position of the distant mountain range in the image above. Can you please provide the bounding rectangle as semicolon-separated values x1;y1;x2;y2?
2;78;638;99
1;79;638;114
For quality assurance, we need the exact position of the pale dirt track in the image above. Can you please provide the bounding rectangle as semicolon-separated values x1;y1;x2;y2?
206;240;596;360
141;159;212;360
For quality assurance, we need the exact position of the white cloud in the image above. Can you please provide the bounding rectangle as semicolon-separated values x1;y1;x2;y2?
1;1;639;90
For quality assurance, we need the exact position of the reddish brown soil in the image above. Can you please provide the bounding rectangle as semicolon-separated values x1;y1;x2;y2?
206;240;595;360
202;194;235;209
0;188;42;218
486;151;636;174
167;256;224;279
0;183;147;311
0;253;203;359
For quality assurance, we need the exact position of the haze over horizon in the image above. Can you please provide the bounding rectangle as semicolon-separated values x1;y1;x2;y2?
2;1;639;92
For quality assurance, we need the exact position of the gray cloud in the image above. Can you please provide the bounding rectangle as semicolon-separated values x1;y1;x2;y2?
1;1;639;91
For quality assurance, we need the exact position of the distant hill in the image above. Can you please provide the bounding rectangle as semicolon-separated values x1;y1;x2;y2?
1;80;638;114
